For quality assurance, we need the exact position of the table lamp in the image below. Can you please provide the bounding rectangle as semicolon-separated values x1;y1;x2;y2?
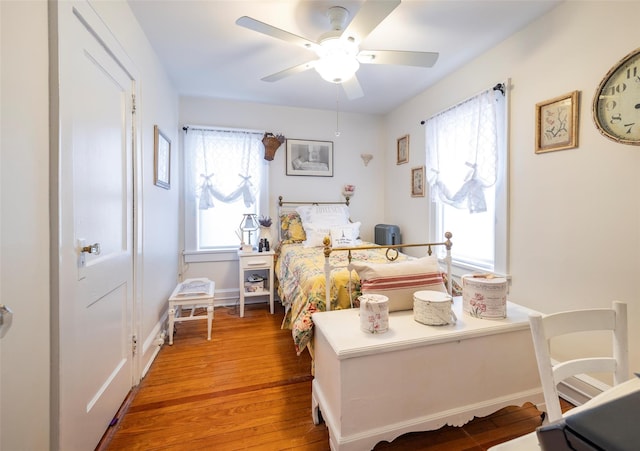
240;213;259;252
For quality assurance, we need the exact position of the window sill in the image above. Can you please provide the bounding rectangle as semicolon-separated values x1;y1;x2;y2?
184;249;240;263
443;258;511;282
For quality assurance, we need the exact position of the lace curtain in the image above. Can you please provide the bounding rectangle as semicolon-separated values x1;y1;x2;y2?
425;88;503;213
184;128;263;210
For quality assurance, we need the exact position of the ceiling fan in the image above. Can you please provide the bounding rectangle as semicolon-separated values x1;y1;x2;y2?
236;0;439;100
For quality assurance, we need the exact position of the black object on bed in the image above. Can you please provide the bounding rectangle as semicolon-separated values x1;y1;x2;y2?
536;390;640;451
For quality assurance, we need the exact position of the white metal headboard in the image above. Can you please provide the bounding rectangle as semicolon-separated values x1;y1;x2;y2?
276;195;351;242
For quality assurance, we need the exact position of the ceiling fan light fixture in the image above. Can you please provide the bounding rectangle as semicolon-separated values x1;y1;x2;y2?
315;36;360;83
315;55;360;83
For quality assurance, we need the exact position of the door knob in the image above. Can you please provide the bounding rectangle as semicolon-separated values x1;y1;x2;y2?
81;243;101;255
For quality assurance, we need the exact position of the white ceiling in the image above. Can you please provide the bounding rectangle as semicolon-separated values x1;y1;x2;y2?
127;0;562;115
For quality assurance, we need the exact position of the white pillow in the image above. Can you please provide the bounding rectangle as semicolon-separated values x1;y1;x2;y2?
330;222;361;246
302;224;332;247
296;205;350;228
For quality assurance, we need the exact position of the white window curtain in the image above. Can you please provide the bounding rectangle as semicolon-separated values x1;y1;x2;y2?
185;128;263;211
425;89;502;213
183;127;267;252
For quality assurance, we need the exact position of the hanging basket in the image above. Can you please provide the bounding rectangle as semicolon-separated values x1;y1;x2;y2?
262;133;284;161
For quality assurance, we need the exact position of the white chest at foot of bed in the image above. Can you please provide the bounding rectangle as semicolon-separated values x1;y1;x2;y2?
311;299;544;451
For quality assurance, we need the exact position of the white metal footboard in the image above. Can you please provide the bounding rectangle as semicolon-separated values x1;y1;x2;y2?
322;232;453;311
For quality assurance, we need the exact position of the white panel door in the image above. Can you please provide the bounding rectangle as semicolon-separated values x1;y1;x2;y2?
57;3;135;449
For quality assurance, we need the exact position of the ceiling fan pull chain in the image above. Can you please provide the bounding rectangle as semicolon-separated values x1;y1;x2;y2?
335;84;341;137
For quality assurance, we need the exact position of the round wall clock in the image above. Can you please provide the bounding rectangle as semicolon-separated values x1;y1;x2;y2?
592;47;640;145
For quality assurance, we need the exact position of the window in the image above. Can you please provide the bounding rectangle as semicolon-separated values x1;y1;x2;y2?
184;127;267;256
425;85;508;275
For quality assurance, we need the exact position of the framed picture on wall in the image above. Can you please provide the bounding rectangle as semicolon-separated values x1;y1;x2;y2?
535;90;579;153
411;166;425;197
397;134;409;164
285;139;334;177
154;125;171;189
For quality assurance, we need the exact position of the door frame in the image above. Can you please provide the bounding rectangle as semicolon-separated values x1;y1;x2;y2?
49;0;143;447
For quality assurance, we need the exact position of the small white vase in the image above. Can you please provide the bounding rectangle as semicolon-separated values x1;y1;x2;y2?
259;226;272;243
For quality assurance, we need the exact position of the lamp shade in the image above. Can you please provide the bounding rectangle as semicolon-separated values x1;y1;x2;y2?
240;213;259;231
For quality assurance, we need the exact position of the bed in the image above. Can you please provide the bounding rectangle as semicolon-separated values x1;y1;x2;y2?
275;196;454;356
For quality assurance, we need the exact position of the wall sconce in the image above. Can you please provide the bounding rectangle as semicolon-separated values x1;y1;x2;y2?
342;184;355;200
239;213;259;251
360;153;373;166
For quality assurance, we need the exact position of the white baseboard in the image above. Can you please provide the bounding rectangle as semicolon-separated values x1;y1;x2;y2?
213;287;281;308
139;315;168;379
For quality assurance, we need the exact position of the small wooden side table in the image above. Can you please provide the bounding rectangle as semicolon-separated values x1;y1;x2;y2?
168;278;215;345
238;250;275;318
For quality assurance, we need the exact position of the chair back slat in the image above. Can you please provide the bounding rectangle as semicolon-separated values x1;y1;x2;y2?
542;309;616;338
528;301;629;424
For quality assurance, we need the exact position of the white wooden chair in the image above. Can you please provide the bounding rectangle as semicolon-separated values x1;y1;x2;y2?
489;301;629;450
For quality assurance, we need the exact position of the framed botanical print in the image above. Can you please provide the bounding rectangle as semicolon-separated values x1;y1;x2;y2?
397;134;409;164
411;166;425;197
154;125;171;189
535;91;579;153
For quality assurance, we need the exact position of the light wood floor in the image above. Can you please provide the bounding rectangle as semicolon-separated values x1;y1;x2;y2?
100;302;572;451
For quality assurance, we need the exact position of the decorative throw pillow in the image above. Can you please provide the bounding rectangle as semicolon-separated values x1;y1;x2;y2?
330;222;361;246
303;224;332;247
351;256;447;312
279;212;306;242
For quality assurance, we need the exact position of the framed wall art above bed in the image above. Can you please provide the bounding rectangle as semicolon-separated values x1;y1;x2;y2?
285;139;333;177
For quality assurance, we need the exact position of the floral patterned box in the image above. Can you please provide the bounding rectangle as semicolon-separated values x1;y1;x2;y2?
461;274;507;319
244;281;264;292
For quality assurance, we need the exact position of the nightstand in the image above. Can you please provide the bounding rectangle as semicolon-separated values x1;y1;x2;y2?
238;250;274;317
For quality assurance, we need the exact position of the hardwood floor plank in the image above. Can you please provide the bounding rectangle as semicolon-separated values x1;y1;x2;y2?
101;302;570;451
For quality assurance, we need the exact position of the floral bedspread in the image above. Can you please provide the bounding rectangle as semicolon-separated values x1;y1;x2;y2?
276;242;408;355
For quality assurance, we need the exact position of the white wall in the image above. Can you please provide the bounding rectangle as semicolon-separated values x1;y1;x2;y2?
0;2;51;449
179;97;385;300
386;1;640;380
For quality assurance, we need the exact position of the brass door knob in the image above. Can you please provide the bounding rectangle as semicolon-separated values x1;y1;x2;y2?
81;243;101;255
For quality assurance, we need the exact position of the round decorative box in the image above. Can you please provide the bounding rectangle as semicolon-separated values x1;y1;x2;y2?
413;290;456;326
359;294;389;334
461;274;507;319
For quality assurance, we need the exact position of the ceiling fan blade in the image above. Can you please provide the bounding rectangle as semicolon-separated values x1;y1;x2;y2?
236;16;320;52
261;60;317;82
358;50;439;67
342;0;400;44
342;75;364;100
